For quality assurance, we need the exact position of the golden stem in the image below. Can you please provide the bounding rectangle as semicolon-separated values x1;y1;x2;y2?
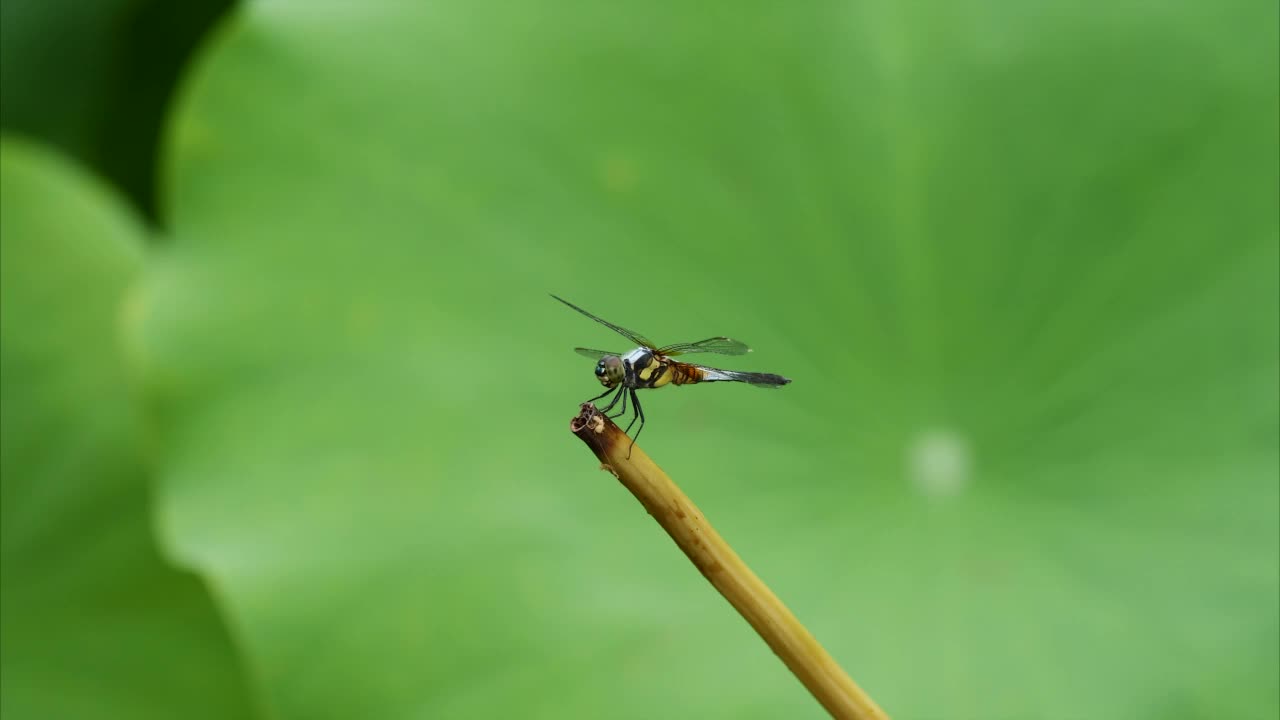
570;404;889;720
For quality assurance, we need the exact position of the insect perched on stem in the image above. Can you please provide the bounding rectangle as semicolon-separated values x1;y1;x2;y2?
552;294;791;455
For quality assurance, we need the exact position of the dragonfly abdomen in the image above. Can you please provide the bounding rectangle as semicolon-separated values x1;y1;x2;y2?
666;362;707;386
641;359;790;389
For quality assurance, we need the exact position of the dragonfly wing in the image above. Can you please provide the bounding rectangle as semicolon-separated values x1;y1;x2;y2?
658;337;751;356
574;347;617;360
689;364;790;388
552;294;656;349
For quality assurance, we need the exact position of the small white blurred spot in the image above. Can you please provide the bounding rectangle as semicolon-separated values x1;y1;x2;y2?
908;428;972;499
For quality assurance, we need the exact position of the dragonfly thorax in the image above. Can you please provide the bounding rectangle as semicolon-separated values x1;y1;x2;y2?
595;355;625;387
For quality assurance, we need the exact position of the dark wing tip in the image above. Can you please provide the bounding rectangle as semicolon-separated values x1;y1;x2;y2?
748;372;790;387
734;371;791;388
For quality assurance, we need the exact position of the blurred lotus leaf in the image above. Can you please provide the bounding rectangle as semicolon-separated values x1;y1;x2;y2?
0;0;233;216
0;138;258;719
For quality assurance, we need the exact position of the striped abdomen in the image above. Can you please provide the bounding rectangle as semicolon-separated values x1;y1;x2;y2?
634;353;791;389
667;361;706;386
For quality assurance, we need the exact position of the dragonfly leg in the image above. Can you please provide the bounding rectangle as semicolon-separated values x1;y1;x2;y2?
626;388;645;459
596;385;625;414
608;385;629;419
585;387;614;404
621;389;640;435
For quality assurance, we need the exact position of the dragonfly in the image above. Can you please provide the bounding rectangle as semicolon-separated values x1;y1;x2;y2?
553;294;791;452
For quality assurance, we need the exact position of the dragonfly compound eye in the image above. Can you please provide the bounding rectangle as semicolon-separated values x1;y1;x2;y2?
595;356;624;387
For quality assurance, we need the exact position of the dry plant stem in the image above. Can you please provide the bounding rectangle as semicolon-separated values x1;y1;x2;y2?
570;404;889;720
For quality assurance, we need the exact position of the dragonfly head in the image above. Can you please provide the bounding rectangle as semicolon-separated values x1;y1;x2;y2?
595;356;624;387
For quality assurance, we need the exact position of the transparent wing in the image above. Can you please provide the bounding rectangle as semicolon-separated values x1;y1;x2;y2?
551;294;656;349
574;347;617;360
658;337;751;356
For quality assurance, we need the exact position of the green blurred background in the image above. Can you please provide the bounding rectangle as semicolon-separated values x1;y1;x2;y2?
2;1;1277;719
